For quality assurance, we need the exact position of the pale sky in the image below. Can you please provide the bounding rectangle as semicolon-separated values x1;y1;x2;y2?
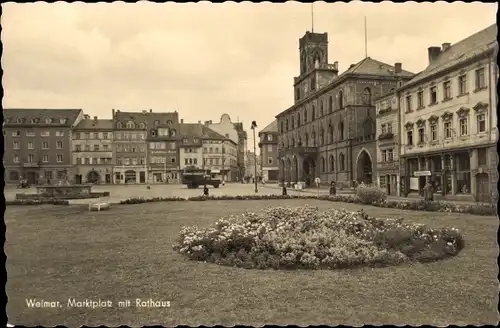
2;1;497;149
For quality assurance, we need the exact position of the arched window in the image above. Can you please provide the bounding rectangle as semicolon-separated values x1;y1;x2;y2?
291;137;295;147
329;123;334;143
339;153;345;171
126;121;135;129
305;133;309;146
320;128;324;145
329;155;335;171
298;136;302;146
313;52;321;67
312;130;316;146
362;87;372;105
116;122;122;129
312;105;316;120
297;113;301;126
363;118;374;140
320;100;324;116
321;157;326;172
281;121;284;133
60;118;67;124
329;96;333;112
291;117;295;129
304;109;308;123
45;118;52;124
286;119;289;131
338;90;344;109
339;121;344;141
311;76;316;91
139;122;145;129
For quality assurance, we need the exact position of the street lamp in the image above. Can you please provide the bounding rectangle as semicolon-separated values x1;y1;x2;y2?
251;121;258;193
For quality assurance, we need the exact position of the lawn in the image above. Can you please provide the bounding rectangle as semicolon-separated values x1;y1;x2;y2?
5;200;499;326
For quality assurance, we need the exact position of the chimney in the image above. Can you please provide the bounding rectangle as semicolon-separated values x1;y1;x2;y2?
428;46;441;64
93;116;98;121
112;109;115;117
349;64;355;69
84;114;90;119
210;120;213;124
150;109;152;113
333;61;339;71
394;63;402;74
442;43;451;51
198;120;201;124
180;119;184;123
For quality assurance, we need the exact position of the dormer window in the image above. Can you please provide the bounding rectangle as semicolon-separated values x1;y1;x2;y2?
60;118;67;124
116;122;122;129
170;129;177;137
31;118;37;123
139;122;146;129
166;120;173;125
183;138;189;143
45;118;52;124
16;118;23;123
126;121;135;129
154;120;160;127
151;129;157;137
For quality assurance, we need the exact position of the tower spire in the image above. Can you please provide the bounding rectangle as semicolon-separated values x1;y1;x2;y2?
311;3;314;33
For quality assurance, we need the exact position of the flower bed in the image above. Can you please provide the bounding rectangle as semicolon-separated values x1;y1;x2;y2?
173;205;465;270
119;194;497;216
7;199;70;206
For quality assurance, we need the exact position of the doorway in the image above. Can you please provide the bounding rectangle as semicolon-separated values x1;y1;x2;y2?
476;173;490;203
27;172;37;184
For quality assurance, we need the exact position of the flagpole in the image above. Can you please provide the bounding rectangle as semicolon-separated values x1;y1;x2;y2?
364;16;368;58
311;3;314;33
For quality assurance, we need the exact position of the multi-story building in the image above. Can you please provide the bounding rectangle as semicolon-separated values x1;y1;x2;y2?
258;120;279;182
245;151;261;179
112;109;180;184
72;116;114;184
206;114;247;181
399;24;497;202
179;123;204;171
4;108;84;185
276;31;414;188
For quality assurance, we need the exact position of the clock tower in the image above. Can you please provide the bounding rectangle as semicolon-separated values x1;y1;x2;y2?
294;31;338;103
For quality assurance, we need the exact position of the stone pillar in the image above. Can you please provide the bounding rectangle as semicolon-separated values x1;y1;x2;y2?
440;154;446;196
396;174;401;197
404;158;410;197
450;153;456;195
470;149;477;198
425;157;431;183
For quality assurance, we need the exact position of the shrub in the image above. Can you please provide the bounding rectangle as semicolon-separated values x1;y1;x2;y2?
173;206;465;270
355;183;387;204
7;199;69;206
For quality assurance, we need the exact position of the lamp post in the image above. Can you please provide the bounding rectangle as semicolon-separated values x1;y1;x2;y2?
251;121;258;193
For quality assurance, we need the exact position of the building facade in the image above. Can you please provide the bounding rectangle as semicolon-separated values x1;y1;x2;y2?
245;151;261;179
374;93;403;196
276;31;414;188
4;108;84;185
72;116;114;184
206;114;247;181
399;24;498;202
258;120;279;182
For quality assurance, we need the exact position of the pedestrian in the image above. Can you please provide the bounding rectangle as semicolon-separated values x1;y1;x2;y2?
329;181;337;196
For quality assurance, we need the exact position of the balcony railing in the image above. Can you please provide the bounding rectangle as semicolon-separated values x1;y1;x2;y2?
378;132;394;141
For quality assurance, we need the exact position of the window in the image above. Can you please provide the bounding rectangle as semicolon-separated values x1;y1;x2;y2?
381;123;387;134
28;154;35;163
458;74;467;95
56;141;63;149
267;144;273;152
406;95;412;112
158;128;169;136
387;123;393;134
418;127;425;144
417;91;424;109
407;130;413;145
116;122;122;129
41;131;50;137
126;121;135;129
268;158;273;165
12;130;20;137
26;131;35;137
267;134;273;141
430;124;438;141
476;148;487;166
75;145;81;152
45;118;52;124
42;141;49;149
103;145;109;151
379;176;386;188
429;86;437;104
459;118;468;136
85;145;91;151
13;141;20;149
475;67;485;89
362;87;372;105
28;141;34;149
338;90;344;108
381;150;387;162
139;123;146;129
387;149;394;162
13;155;20;163
444;122;452;139
443;81;451;100
477;114;486;133
42;155;49;163
56;154;63;162
93;132;99;139
339;153;345;171
94;145;100;151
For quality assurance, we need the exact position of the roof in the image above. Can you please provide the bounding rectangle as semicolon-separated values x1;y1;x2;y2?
3;108;83;126
402;24;497;88
114;110;179;127
259;120;278;134
74;119;113;130
179;123;231;141
341;57;414;78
